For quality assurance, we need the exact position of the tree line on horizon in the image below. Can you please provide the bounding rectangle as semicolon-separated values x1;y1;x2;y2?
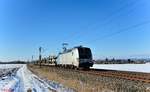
0;60;27;64
94;58;147;64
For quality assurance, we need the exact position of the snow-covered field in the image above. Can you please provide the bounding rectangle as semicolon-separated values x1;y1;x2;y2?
0;64;75;92
92;63;150;73
0;64;23;69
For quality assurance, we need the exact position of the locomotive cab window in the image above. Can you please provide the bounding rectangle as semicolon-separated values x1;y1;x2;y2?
78;48;92;59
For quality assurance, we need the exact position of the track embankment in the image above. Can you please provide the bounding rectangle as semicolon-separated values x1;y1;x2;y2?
28;64;150;92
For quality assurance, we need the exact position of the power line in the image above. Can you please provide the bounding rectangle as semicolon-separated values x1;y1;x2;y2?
64;0;140;43
84;20;150;45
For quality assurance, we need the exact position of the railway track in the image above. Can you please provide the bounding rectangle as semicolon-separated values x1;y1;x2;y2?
79;69;150;83
35;64;150;84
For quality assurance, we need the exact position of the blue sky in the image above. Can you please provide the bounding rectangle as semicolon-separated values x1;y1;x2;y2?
0;0;150;61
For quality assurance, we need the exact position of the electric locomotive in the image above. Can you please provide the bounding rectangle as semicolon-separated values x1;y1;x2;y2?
56;46;93;69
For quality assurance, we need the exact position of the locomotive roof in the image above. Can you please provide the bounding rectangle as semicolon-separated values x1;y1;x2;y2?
59;46;89;54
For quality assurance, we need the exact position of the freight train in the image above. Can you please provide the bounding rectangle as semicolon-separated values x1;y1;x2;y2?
56;46;93;69
37;46;94;69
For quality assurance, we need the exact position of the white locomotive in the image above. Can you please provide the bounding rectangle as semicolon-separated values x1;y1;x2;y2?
56;46;93;68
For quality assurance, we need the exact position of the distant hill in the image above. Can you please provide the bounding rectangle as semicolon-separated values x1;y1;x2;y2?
0;61;27;64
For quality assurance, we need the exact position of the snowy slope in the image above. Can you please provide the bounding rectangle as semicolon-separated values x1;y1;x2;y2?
0;64;76;92
92;63;150;73
16;65;50;92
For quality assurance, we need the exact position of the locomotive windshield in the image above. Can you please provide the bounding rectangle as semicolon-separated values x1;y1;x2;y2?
78;48;92;59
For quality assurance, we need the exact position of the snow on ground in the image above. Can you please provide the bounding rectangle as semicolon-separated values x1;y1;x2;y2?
0;67;20;92
0;64;50;92
16;65;50;92
92;63;150;73
0;76;20;92
0;64;76;92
